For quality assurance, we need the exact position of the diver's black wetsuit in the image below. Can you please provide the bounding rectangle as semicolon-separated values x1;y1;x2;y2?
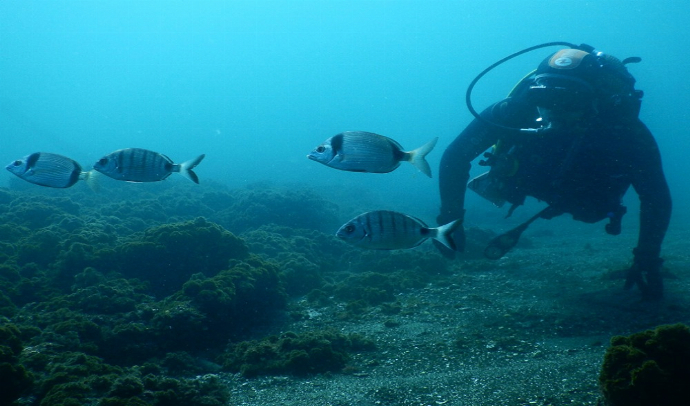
438;99;672;260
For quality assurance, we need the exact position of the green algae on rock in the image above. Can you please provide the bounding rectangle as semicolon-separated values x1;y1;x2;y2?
0;323;33;404
114;217;249;296
178;255;288;332
208;188;340;234
23;350;229;406
599;323;690;406
220;330;375;377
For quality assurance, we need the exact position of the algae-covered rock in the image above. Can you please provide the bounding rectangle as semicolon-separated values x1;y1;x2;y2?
241;225;345;297
27;307;105;354
0;324;34;404
176;255;287;341
599;323;690;406
279;254;323;296
71;274;148;315
220;330;374;377
211;188;340;234
23;349;229;406
334;272;398;305
142;373;230;406
99;199;169;229
37;352;122;405
4;197;79;229
16;228;62;267
0;263;21;317
0;180;429;405
90;255;287;363
115;217;249;296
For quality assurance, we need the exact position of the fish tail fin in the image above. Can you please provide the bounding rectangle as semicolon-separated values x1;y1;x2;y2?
434;218;463;251
82;170;100;193
179;154;206;184
407;137;438;177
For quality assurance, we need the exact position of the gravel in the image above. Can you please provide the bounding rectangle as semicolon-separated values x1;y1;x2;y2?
219;223;690;405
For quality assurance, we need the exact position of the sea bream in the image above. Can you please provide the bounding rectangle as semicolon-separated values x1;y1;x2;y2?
307;131;438;177
336;210;462;250
6;152;94;188
93;148;205;183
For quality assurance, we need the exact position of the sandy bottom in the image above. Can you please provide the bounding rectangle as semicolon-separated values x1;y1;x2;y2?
227;224;690;405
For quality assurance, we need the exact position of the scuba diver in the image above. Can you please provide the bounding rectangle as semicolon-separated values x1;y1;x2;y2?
437;42;672;300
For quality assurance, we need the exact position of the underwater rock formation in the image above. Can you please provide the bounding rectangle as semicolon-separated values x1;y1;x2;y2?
599;323;690;406
113;217;249;297
0;181;392;404
0;324;33;404
220;330;375;377
207;188;340;234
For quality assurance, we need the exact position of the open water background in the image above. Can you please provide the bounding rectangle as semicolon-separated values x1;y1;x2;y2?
1;0;688;229
2;2;690;405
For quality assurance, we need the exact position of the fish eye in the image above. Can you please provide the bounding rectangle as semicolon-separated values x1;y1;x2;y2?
98;158;108;165
345;224;355;233
12;160;21;166
316;146;325;153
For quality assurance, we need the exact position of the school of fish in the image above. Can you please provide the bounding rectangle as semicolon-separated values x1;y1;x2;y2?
6;130;462;252
307;130;461;250
7;148;205;189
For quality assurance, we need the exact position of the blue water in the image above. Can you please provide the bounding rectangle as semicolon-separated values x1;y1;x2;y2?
1;0;688;223
3;2;690;404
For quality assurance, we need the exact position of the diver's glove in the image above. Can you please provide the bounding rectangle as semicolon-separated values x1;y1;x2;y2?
433;209;466;259
624;248;664;300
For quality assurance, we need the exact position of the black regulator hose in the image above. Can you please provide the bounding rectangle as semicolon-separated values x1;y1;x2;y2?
465;41;580;132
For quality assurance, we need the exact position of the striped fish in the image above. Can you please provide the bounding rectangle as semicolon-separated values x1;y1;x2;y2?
6;152;93;188
307;131;438;177
336;210;462;250
93;148;205;183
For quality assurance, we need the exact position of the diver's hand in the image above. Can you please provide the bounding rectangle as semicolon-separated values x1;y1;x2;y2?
624;248;664;300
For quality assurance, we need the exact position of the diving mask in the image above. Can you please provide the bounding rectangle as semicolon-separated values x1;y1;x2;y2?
525;73;596;113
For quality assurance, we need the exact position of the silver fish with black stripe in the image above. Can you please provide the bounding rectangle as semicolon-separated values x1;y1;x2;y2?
336;210;462;250
308;131;438;177
6;152;94;188
93;148;205;183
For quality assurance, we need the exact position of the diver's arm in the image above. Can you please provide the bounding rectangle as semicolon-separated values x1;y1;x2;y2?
629;121;672;258
438;108;499;223
622;120;671;299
